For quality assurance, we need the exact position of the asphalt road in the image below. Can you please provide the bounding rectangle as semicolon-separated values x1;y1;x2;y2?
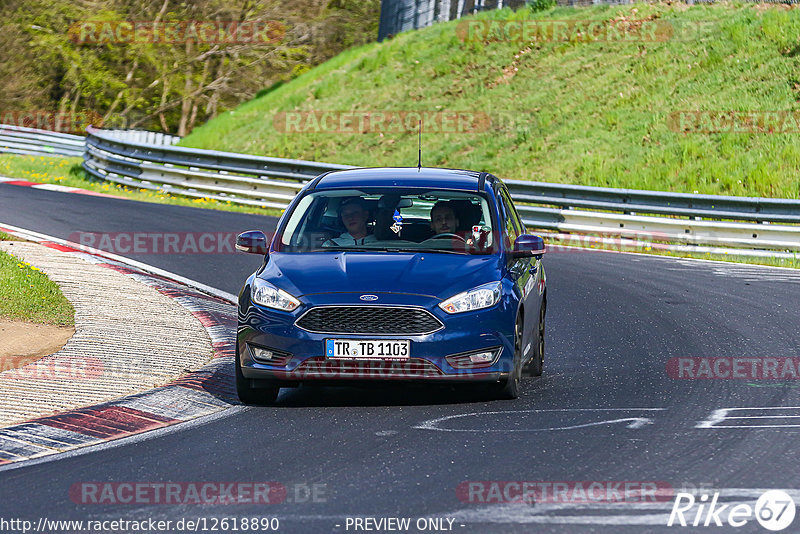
0;184;272;294
2;183;800;533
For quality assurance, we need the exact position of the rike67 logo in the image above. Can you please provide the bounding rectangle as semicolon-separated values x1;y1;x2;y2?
668;490;796;531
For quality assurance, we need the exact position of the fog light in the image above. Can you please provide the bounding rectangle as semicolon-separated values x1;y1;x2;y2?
446;347;501;369
252;347;274;361
247;344;291;365
469;352;495;364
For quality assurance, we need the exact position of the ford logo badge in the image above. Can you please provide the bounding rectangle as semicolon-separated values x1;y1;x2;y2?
360;294;379;301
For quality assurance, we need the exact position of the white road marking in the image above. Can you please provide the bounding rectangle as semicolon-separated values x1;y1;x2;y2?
666;259;800;283
414;408;666;432
696;406;800;429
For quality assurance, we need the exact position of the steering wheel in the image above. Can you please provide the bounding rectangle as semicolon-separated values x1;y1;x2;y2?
430;233;466;242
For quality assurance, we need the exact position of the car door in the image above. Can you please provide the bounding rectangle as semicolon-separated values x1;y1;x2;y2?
498;186;538;359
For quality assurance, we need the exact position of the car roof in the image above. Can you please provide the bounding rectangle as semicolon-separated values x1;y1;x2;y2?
312;167;494;192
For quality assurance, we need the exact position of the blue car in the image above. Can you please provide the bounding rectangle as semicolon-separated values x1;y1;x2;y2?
235;167;547;403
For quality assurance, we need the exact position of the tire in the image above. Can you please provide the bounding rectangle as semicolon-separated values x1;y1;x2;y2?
235;345;280;405
523;301;545;377
490;315;523;400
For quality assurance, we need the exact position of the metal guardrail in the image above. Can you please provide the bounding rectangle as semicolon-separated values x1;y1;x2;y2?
83;126;353;209
506;179;800;224
517;206;800;252
4;123;798;255
92;129;181;147
506;180;800;252
0;124;85;158
0;124;178;158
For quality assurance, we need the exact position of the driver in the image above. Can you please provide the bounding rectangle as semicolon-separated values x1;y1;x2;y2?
323;197;378;247
430;201;460;236
429;200;488;250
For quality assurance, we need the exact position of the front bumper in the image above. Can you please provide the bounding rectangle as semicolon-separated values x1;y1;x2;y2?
237;292;516;385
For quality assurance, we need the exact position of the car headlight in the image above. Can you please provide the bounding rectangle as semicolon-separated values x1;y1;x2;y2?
251;278;300;312
439;281;502;314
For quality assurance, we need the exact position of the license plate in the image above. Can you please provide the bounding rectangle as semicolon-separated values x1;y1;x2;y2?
326;339;410;360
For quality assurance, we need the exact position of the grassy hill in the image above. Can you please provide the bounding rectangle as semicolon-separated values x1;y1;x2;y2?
180;2;800;198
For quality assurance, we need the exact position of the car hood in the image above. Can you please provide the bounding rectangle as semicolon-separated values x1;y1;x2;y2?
260;252;503;300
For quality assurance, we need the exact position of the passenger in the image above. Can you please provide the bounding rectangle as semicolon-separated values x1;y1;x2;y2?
323;197;378;246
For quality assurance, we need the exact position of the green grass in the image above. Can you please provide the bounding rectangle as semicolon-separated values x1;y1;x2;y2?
0;231;13;241
181;2;800;198
0;154;282;216
0;249;75;325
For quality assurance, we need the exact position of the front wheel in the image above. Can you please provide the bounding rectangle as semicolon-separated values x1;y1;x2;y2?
489;316;523;400
235;346;280;405
523;302;545;377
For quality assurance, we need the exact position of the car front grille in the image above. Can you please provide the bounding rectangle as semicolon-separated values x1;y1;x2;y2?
295;306;443;335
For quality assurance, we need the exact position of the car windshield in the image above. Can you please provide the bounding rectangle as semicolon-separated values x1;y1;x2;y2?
277;188;496;255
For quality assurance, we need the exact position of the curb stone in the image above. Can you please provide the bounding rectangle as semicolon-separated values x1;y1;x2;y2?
0;175;126;199
0;226;239;465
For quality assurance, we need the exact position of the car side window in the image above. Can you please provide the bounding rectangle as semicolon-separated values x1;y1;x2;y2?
500;188;524;235
498;188;520;248
502;188;525;234
499;189;519;245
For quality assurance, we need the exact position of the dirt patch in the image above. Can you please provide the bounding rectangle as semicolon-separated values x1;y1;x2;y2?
0;319;74;371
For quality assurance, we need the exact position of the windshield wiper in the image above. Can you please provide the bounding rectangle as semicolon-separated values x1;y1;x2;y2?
367;246;471;255
348;247;416;253
410;248;468;255
309;246;469;255
309;247;358;252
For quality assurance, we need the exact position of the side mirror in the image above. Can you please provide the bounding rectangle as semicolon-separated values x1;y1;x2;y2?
236;230;269;255
512;234;545;259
